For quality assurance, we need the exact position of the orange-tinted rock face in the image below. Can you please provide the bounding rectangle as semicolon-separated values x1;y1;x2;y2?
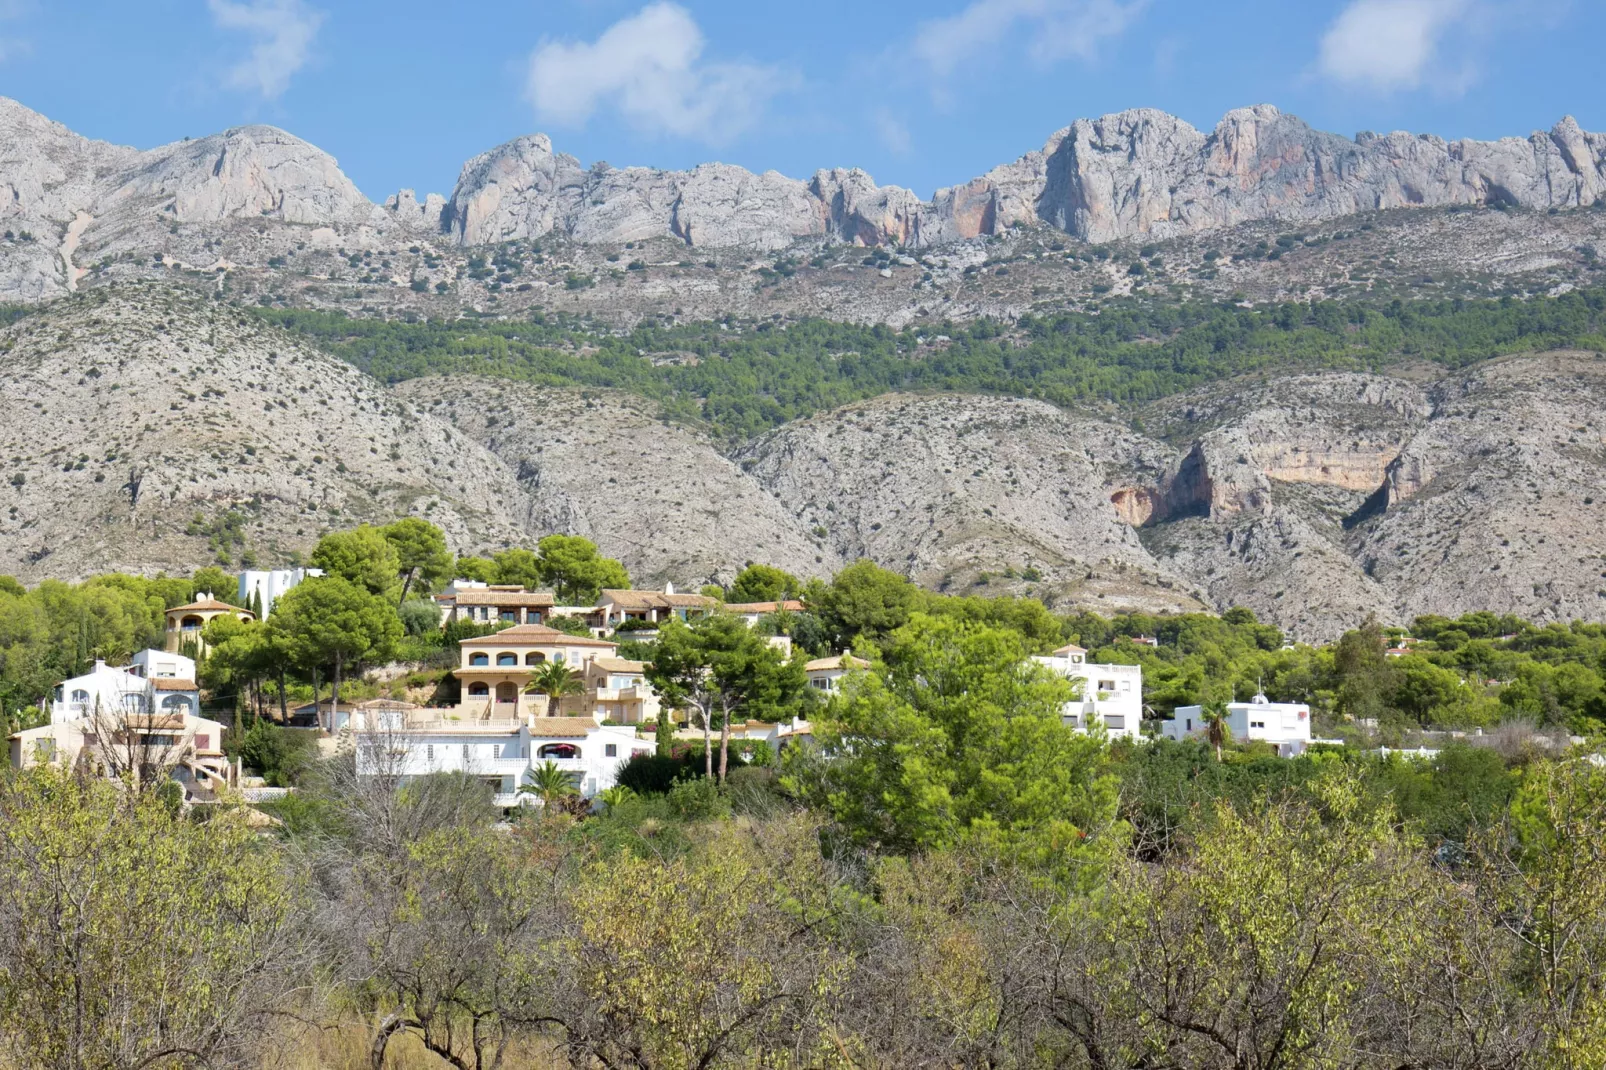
1110;487;1158;526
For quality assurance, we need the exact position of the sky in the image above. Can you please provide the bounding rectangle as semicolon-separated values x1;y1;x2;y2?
0;0;1601;204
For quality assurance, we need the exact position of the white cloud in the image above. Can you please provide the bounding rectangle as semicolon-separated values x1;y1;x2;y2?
525;3;787;145
208;0;324;99
1317;0;1469;92
874;110;912;155
0;0;32;63
912;0;1147;79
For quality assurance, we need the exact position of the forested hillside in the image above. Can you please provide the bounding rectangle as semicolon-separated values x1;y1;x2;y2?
255;287;1606;440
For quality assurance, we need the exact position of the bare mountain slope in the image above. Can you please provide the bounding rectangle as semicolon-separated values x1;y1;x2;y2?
1129;357;1606;637
0;286;529;581
392;377;837;588
6;284;1606;639
737;393;1207;616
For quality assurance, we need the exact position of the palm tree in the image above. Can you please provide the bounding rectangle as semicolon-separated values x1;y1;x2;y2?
518;760;578;812
1201;700;1229;761
523;662;584;717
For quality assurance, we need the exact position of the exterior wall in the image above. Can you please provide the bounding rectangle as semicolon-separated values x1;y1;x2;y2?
351;717;653;803
1033;656;1144;739
130;650;196;680
238;568;322;618
806;668;851;694
1163;699;1314;756
10;713;229;785
51;662;152;723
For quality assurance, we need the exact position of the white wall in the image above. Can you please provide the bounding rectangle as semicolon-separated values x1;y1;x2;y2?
238;568;323;618
1033;657;1144;740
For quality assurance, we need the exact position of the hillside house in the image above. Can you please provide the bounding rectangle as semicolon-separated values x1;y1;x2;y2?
1162;693;1314;757
238;567;322;619
352;707;651;804
164;593;253;653
435;581;556;627
454;624;628;720
724;600;806;626
1032;644;1144;740
49;651;200;722
10;710;233;795
593;584;717;632
804;654;870;695
582;657;661;725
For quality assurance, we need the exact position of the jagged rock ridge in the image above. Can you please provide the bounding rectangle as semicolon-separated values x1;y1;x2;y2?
443;104;1606;248
4;95;1604;302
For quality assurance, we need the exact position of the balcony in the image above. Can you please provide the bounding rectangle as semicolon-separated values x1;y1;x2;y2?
591;685;646;702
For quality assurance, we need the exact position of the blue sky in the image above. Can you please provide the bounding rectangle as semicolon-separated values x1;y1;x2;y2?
1;0;1600;204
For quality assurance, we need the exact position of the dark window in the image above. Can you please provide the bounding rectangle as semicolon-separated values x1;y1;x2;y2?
497;653;517;667
469;653;489;667
605;743;617;757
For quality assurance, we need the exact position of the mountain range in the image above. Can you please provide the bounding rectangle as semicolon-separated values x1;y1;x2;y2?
3;96;1604;301
2;98;1606;639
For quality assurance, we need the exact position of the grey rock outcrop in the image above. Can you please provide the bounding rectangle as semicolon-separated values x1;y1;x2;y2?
444;104;1606;249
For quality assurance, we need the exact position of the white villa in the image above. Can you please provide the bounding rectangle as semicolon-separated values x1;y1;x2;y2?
1162;693;1314;757
238;567;322;618
1032;644;1144;740
804;654;870;695
9;648;234;797
49;650;201;722
352;706;652;805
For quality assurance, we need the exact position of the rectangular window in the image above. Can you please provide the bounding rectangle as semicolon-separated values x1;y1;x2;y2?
463;744;471;760
1104;715;1125;731
500;610;516;622
194;734;210;750
426;745;434;761
491;744;502;759
605;743;618;757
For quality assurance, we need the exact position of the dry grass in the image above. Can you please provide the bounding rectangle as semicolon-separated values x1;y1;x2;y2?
256;1017;563;1070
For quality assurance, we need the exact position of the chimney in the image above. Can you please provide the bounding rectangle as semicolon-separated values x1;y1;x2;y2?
664;581;676;595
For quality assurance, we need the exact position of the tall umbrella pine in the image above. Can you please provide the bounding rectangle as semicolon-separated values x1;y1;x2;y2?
267;577;402;729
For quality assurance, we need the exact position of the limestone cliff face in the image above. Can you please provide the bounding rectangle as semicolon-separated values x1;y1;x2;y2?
441;104;1606;249
3;94;1604;273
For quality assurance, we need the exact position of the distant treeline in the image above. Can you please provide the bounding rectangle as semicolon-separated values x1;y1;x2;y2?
253;287;1606;439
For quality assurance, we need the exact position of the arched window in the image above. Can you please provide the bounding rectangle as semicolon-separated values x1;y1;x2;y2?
468;682;490;697
496;653;518;667
469;653;489;667
524;652;545;666
70;689;90;707
537;743;580;759
161;694;192;713
180;615;203;631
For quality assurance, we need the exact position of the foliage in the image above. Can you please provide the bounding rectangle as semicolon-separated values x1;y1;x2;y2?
397;597;442;636
308;524;401;599
788;613;1118;874
536;534;630;603
256;288;1606;441
380;517;453;601
0;769;303;1069
727;562;802;603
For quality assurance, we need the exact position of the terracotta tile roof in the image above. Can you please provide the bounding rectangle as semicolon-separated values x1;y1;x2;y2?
591;657;646;673
526;717;597;739
724;600;806;614
1051;644;1088;656
805;654;871;673
437;590;556;607
599;589;716;610
151;678;197;691
459;624;617;648
356;698;418;709
167;598;252;616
